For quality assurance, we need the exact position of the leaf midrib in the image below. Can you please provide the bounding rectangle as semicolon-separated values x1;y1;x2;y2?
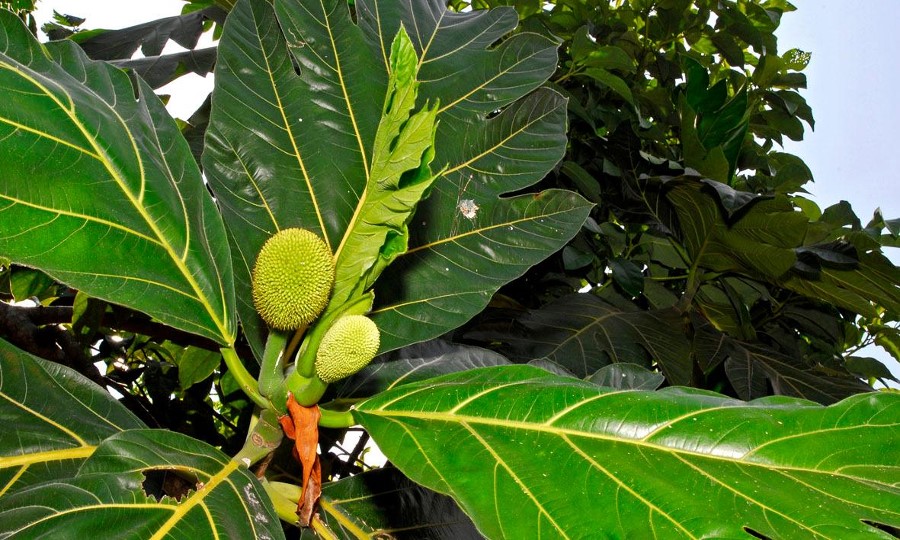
357;407;895;484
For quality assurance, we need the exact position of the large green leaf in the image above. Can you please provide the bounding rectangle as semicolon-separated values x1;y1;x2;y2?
0;10;235;345
302;468;480;539
780;251;900;319
355;366;900;539
0;338;144;498
0;429;283;539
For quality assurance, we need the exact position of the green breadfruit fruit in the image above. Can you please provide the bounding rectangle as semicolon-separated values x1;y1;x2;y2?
252;228;335;330
315;315;380;383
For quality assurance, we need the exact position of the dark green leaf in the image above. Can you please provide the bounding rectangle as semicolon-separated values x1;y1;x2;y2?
113;47;217;90
560;160;601;203
0;338;144;497
203;0;387;358
781;252;900;319
609;257;644;296
176;346;221;389
820;200;861;229
75;7;222;60
725;337;872;403
7;267;56;302
584;67;635;104
478;292;691;384
0;430;284;539
668;182;804;279
335;339;510;399
355;366;900;539
697;177;765;219
0;11;236;345
845;356;898;382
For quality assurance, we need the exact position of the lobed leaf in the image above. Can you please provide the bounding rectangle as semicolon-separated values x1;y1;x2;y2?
202;0;388;357
355;365;900;539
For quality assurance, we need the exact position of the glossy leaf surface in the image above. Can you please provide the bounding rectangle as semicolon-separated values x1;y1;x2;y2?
355;365;900;539
203;0;387;357
0;11;235;345
0;338;144;497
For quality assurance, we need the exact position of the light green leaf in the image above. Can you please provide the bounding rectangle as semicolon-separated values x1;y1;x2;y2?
0;338;144;498
0;10;235;345
328;26;438;312
355;365;900;539
0;430;284;539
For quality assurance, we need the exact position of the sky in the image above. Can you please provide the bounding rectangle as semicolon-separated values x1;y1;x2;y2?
28;0;900;382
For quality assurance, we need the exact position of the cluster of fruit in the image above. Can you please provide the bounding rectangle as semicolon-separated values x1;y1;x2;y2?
251;228;380;384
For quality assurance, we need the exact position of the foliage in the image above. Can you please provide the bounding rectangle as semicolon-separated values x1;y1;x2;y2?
0;0;898;538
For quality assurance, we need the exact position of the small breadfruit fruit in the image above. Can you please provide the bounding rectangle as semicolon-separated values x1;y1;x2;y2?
315;315;380;383
252;228;334;330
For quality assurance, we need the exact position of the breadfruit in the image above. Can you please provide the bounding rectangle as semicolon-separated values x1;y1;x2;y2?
252;228;334;330
315;315;380;383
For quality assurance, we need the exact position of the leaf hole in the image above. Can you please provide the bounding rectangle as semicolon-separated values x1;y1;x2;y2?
142;468;198;502
863;520;900;538
742;527;772;539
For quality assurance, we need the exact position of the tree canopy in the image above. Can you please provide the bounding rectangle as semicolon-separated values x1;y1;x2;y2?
0;0;898;538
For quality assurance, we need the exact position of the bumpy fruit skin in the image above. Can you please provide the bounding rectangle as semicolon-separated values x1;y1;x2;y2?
315;315;380;383
252;228;334;330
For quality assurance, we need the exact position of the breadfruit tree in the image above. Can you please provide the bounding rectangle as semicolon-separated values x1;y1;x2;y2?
0;0;898;538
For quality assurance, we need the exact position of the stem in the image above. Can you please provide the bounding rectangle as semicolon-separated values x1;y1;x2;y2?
284;372;328;406
258;329;292;400
232;408;283;468
318;407;355;429
262;481;300;526
220;346;269;410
